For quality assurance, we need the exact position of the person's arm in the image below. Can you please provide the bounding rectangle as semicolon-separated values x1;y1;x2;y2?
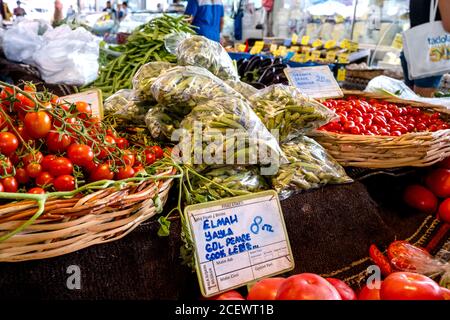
439;0;450;32
185;0;197;23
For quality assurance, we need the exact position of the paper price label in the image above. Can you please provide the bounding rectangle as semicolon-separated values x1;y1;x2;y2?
324;40;337;49
291;33;299;45
337;67;347;82
61;89;103;119
237;44;247;52
337;52;349;64
312;39;323;48
250;41;265;54
311;50;322;61
289;46;300;52
284;65;343;99
291;53;307;63
391;33;403;50
301;35;310;45
326;51;337;62
186;191;295;297
270;44;278;53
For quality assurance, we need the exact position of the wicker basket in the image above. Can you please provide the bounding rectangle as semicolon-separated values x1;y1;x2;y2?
0;168;175;262
312;91;450;168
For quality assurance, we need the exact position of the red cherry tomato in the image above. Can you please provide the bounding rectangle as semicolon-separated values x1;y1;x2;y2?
380;272;444;300
403;185;438;214
90;164;114;181
25;162;42;179
326;278;357;300
437;198;450;223
41;155;57;172
24;111;51;139
22;151;43;166
275;273;341;300
247;277;285;300
28;187;45;194
358;284;381;300
114;137;129;149
144;152;156;165
36;172;54;187
15;167;29;184
0;132;19;155
425;169;450;198
53;175;75;191
48;157;73;177
1;176;18;192
74;101;92;119
115;166;135;180
67;144;94;167
46;132;72;153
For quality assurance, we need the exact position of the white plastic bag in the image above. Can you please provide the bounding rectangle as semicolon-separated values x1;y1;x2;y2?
2;20;50;65
366;76;450;109
33;25;100;86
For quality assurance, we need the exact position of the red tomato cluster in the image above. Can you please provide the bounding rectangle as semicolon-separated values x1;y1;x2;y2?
403;158;450;223
0;84;165;194
319;97;449;136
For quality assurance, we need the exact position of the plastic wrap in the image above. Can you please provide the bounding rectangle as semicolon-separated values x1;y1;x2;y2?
114;100;155;124
177;97;287;173
144;105;184;140
272;136;352;200
165;34;239;81
132;62;175;101
150;66;242;115
250;84;337;142
103;89;135;115
225;80;258;99
185;166;269;204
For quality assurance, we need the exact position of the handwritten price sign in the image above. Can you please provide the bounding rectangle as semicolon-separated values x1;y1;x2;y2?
185;190;294;297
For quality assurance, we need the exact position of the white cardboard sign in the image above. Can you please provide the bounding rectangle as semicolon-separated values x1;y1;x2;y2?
61;89;104;119
284;65;343;99
185;190;294;297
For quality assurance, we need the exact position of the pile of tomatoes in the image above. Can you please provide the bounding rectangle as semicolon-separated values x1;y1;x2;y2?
319;97;450;136
0;83;165;194
403;157;450;223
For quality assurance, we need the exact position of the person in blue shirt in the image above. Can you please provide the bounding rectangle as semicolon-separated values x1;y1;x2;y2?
185;0;224;42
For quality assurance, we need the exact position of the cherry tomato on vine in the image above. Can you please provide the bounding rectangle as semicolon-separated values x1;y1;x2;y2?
122;150;135;167
0;157;13;176
115;137;129;149
53;175;75;191
97;135;116;159
74;101;92;120
22;151;43;166
67;144;94;167
48;157;73;177
1;176;18;192
25;162;42;179
15;167;29;184
144;152;156;165
46;132;72;153
0;132;19;155
41;155;57;172
36;172;54;187
90;164;114;181
150;146;164;159
24;111;51;139
14;93;35;113
115;166;135;180
28;187;45;194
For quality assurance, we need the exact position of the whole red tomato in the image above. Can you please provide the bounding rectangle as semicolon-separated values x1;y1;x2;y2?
403;185;438;214
41;155;57;172
48;157;73;177
36;172;53;187
74;101;92;119
326;278;357;300
275;273;341;300
150;146;164;159
144;152;156;165
90;164;114;181
0;132;19;155
380;272;444;300
46;132;72;153
1;176;18;192
122;150;135;167
358;284;381;300
22;151;43;166
67;144;94;167
28;187;45;194
15;167;29;184
437;198;450;223
25;162;42;178
53;175;75;191
0;157;13;176
114;137;129;149
208;290;245;300
387;241;431;271
247;277;285;300
115;166;135;180
425;169;450;198
24;111;51;139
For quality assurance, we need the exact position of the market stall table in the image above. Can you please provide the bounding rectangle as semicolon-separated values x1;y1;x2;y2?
1;173;448;300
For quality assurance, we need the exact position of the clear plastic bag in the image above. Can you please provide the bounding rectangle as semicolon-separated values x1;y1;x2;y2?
225;80;258;99
249;84;337;143
103;89;135;115
114;100;155;124
185;165;269;204
150;66;242;115
177;96;287;173
165;34;239;81
132;61;175;102
144;104;184;140
272;136;352;200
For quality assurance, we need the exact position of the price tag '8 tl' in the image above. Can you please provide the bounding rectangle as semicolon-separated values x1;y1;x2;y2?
185;190;295;298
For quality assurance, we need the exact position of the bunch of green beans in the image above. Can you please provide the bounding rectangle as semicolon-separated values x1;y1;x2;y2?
272;136;352;200
250;84;337;143
89;14;194;97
